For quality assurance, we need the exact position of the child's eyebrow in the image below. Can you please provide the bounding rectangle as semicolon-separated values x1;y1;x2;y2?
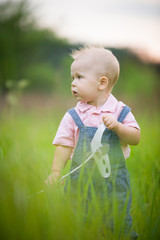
71;72;84;77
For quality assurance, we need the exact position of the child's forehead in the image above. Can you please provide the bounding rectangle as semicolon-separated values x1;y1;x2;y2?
71;49;110;68
71;53;108;77
71;56;93;72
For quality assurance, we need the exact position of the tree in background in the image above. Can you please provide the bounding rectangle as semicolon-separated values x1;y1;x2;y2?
0;0;32;92
0;0;71;94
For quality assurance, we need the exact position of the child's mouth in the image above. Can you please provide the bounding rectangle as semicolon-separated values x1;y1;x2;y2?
72;90;78;96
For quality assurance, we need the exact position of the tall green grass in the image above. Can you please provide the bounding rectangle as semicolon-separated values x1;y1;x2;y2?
0;108;160;239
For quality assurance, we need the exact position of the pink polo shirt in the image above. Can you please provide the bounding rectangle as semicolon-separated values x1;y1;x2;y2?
53;94;140;159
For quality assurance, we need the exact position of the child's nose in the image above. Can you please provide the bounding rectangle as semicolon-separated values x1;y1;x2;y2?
71;79;77;86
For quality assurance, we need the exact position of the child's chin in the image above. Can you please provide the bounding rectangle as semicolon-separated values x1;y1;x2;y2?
74;95;83;101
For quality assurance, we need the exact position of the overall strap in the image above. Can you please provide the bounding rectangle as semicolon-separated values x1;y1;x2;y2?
117;105;131;123
68;108;84;128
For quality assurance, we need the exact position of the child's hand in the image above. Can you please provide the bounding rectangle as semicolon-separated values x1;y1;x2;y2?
45;171;64;186
102;115;119;132
45;172;56;185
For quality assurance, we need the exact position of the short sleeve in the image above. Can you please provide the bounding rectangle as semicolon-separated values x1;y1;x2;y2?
123;111;140;130
52;112;75;147
116;101;140;130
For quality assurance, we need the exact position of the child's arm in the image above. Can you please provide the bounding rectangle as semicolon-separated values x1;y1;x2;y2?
46;145;73;185
102;115;140;145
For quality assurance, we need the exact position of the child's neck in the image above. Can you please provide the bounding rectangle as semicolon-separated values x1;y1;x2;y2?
87;92;110;108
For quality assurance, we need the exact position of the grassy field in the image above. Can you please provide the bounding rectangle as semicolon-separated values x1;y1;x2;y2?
0;104;160;240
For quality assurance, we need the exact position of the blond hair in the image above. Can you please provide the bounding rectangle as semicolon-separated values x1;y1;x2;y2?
71;46;120;89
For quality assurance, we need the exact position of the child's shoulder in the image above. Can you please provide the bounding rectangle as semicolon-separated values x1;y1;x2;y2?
109;94;129;111
109;94;126;107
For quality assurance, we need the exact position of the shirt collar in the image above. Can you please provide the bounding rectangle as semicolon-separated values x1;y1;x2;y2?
76;94;117;113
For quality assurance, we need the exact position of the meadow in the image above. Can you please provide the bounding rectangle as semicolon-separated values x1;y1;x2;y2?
0;98;160;240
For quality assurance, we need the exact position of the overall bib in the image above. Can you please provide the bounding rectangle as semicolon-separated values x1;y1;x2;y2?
65;106;138;239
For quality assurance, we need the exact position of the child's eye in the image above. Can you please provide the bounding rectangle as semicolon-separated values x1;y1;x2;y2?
77;75;82;79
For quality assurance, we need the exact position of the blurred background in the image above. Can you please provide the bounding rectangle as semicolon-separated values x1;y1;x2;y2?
0;0;160;112
0;1;160;239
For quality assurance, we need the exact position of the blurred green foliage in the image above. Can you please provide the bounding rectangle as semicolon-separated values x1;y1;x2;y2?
5;78;29;107
0;0;159;100
114;57;159;98
0;0;71;94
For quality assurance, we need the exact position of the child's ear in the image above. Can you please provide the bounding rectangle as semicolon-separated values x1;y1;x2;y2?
98;76;108;90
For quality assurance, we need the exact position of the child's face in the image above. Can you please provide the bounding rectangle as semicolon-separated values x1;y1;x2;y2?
71;56;100;105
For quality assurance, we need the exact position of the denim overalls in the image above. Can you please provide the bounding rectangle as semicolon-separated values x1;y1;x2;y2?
65;106;138;239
